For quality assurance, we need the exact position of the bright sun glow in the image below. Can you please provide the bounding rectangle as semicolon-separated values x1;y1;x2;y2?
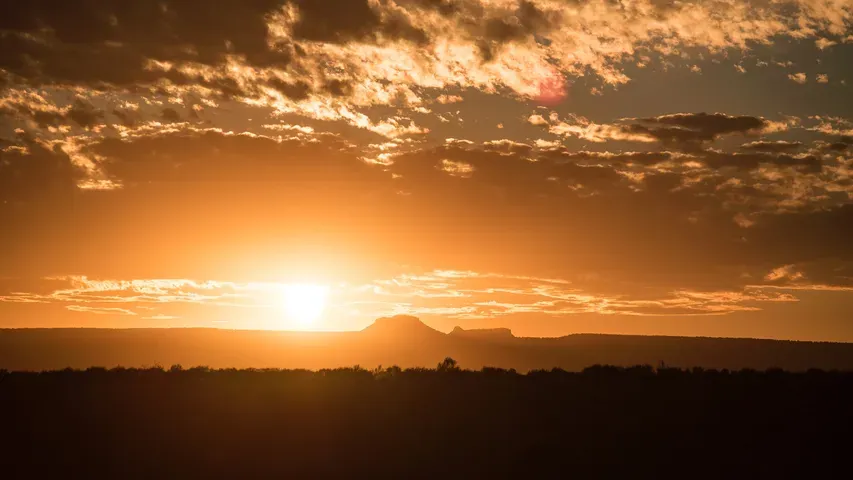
281;284;329;329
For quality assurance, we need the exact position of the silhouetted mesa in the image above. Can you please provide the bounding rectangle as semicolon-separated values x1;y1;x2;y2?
362;314;446;337
450;326;515;341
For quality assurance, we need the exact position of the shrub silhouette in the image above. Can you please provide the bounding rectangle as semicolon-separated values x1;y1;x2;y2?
437;356;460;372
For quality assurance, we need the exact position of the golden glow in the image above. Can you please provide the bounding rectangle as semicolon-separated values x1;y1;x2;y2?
281;284;329;329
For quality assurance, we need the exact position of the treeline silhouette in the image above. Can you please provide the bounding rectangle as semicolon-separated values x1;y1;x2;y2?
3;359;852;479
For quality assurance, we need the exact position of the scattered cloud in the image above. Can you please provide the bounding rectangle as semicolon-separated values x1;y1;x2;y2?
788;73;808;84
436;95;464;104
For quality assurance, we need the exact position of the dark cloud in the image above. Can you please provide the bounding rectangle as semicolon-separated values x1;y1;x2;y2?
746;206;853;272
266;78;312;101
624;113;769;150
543;150;674;166
1;128;851;295
821;142;850;152
0;0;433;105
161;108;182;123
702;151;822;172
323;79;354;98
636;113;767;136
0;140;83;206
0;0;289;89
741;140;803;153
67;100;105;128
815;136;853;152
478;0;555;60
111;108;139;127
291;0;427;44
92;130;389;187
409;0;463;16
1;98;104;130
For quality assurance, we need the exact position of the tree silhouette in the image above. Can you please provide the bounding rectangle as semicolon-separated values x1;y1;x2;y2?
437;357;460;372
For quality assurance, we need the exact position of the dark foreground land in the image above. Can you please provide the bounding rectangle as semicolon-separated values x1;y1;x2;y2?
2;362;852;479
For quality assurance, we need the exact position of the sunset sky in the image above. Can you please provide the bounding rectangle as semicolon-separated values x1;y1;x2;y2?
2;0;853;340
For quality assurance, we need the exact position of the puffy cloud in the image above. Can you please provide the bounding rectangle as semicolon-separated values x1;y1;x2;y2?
808;116;853;136
531;113;657;143
815;38;837;50
436;94;464;104
788;72;808;84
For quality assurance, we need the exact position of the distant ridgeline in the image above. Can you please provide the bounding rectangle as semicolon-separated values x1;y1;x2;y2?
3;315;853;371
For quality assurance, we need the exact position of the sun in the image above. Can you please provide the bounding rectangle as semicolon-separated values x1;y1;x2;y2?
281;284;329;329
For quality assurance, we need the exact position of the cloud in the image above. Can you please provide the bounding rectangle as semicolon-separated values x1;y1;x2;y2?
1;93;105;130
702;151;822;173
809;116;853;137
741;141;803;153
624;113;776;149
788;72;808;84
262;123;316;134
161;108;182;123
530;112;791;150
3;0;852;137
0;276;283;312
3;261;851;323
289;0;427;45
765;265;805;282
815;38;837;50
531;113;657;143
90;128;389;187
2;111;852;300
144;314;181;320
66;305;137;316
0;137;84;205
436;94;463;104
360;269;803;319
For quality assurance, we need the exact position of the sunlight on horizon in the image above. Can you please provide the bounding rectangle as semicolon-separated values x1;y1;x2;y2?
281;284;330;330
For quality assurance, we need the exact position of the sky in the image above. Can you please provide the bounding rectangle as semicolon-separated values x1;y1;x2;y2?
2;0;853;340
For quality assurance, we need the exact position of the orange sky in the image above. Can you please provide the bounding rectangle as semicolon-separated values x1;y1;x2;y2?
2;0;853;341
